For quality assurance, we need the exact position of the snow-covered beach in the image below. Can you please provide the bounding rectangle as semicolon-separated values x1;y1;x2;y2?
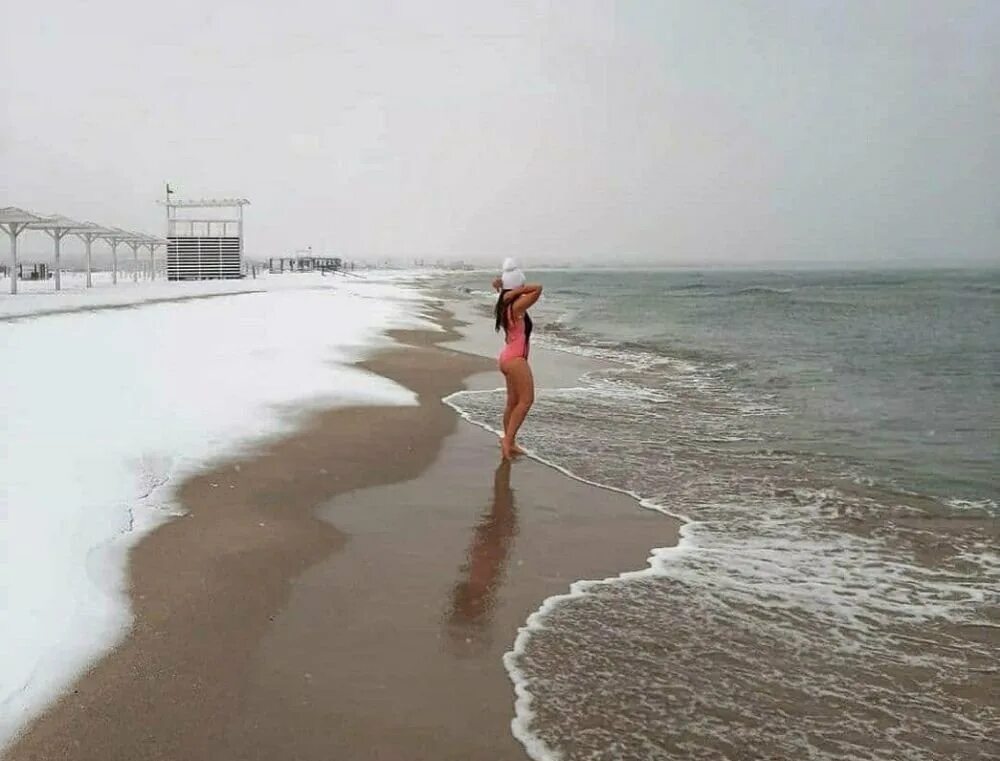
0;272;431;748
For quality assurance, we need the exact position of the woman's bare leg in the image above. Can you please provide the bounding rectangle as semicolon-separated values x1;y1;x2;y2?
499;370;525;455
500;358;534;459
502;368;517;437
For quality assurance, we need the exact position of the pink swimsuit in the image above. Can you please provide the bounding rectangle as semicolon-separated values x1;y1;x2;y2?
498;307;529;367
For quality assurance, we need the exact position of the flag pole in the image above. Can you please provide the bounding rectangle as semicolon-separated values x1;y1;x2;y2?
164;182;172;280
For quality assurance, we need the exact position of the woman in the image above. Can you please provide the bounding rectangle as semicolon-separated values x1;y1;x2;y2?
492;259;542;460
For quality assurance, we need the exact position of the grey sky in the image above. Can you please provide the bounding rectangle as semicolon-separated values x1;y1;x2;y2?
2;1;997;266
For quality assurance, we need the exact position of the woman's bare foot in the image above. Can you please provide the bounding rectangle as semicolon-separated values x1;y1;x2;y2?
501;437;514;461
498;437;525;458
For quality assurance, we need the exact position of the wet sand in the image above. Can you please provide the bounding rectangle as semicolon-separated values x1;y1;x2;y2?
6;306;678;760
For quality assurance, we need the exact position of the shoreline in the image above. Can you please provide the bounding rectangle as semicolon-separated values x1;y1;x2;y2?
6;302;680;760
0;273;423;747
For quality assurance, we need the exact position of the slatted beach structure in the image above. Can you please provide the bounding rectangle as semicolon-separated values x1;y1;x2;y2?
163;197;249;280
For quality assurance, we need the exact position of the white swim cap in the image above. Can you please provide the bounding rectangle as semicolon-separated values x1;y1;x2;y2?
501;269;526;290
501;257;526;289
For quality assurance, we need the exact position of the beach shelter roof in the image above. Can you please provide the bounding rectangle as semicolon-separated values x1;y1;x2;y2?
114;230;148;246
70;221;112;238
163;198;249;208
25;214;89;233
100;226;143;241
0;207;44;227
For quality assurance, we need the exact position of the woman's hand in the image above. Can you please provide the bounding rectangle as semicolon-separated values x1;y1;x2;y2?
492;276;503;292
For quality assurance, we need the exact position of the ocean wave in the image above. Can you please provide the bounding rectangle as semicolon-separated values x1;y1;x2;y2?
733;286;793;296
959;284;1000;295
665;282;713;292
654;284;794;300
455;286;496;299
945;497;999;513
441;334;998;760
441;269;998;759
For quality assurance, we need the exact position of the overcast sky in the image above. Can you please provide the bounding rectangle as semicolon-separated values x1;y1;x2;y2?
2;1;997;266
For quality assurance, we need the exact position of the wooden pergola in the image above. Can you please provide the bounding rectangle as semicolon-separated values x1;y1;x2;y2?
0;206;164;294
0;207;43;294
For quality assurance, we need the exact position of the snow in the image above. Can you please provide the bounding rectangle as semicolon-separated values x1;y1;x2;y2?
0;270;435;320
0;271;432;748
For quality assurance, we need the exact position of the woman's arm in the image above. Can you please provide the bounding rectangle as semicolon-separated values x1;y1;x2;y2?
505;283;543;315
502;283;542;301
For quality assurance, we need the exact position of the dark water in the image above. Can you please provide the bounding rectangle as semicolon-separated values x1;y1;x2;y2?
445;268;999;761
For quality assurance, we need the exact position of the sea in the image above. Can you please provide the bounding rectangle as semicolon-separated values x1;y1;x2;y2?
442;267;999;761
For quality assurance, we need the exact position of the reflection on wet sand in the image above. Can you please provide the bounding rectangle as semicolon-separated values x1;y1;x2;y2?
446;461;519;649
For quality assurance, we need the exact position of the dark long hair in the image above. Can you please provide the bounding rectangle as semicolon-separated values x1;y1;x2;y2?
495;290;533;342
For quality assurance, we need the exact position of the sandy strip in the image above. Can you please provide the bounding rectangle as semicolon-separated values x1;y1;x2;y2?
6;306;679;761
0;290;267;323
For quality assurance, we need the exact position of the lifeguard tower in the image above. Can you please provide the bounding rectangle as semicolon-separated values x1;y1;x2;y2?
163;192;249;280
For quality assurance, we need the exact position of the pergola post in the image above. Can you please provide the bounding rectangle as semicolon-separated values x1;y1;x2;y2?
84;236;93;287
104;230;142;285
72;226;110;289
0;208;44;295
131;242;140;282
53;232;63;290
110;240;119;284
27;217;88;292
7;227;19;295
139;238;166;282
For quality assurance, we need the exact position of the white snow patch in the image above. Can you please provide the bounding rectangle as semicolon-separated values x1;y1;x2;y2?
0;272;430;748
